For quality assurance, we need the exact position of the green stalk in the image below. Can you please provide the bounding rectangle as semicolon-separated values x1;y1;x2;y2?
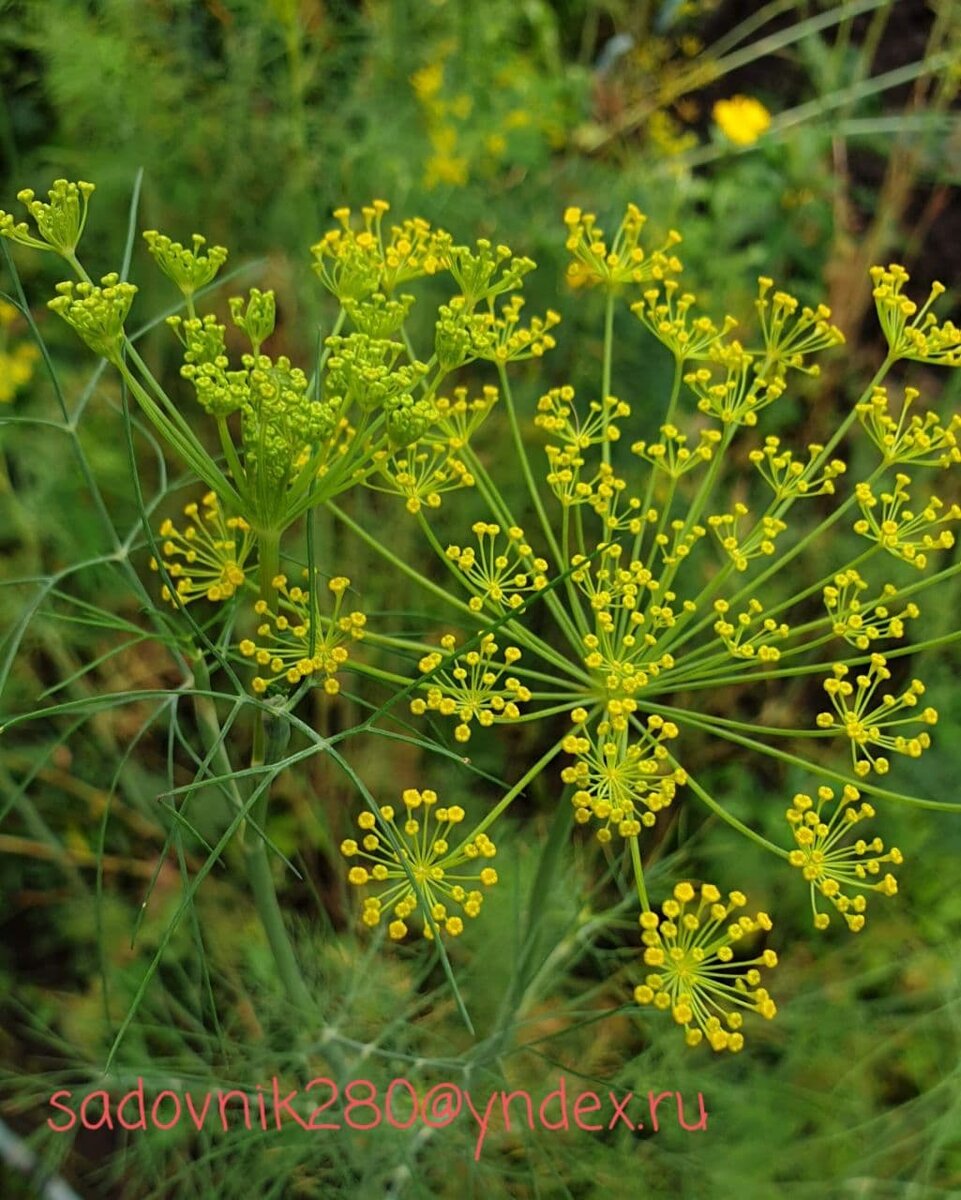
244;528;313;1010
452;731;572;849
459;432;587;651
638;702;961;813
601;289;615;468
629;836;650;910
414;510;589;682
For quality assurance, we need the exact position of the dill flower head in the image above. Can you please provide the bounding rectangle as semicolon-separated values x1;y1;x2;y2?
856;385;961;468
445;522;549;614
870;265;961;366
816;653;938;776
47;274;137;364
854;474;961;569
229;287;276;352
712;95;772;145
749;437;846;501
632;280;736;362
340;789;497;939
563;709;685;841
823;570;919;650
563;203;682;290
367;386;498;514
713;598;789;662
685;340;787;427
342;291;415;340
632;423;722;479
311;201;451;301
441;238;535;306
634;883;778;1053
240;573;366;695
0;179;95;256
150;492;252;606
786;785;902;931
411;633;531;742
754;276;844;372
143;231;228;298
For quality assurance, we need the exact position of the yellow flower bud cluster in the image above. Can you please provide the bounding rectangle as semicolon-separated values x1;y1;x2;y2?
48;274;138;364
563;204;682;290
571;545;687;696
476;295;561;363
363;388;497;516
713;598;789;663
370;443;473;515
312;201;450;301
0;179;95;256
748;436;846;500
754;276;844;373
632;423;721;479
445;522;549;614
143;231;228;298
786;786;902;932
563;711;684;840
631;280;736;362
871;264;961;366
535;387;634;511
684;341;786;427
149;492;251;607
442;238;535;306
708;504;787;571
854;474;961;569
823;571;919;650
857;385;961;468
816;654;938;776
340;789;497;940
411;633;531;743
240;573;366;695
634;883;777;1053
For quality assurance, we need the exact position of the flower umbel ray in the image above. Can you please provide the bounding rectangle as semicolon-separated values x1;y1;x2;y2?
150;491;252;606
816;653;938;777
240;573;366;695
786;785;902;931
634;882;778;1053
411;632;531;742
341;789;497;939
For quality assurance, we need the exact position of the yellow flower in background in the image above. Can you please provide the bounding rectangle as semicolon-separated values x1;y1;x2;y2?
0;299;40;403
0;343;40;403
425;124;469;188
411;61;444;104
713;95;772;145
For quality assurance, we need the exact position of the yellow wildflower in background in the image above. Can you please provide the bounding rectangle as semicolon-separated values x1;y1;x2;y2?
0;299;40;403
713;95;772;145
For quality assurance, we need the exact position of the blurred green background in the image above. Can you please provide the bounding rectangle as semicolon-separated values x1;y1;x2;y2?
2;1;961;1196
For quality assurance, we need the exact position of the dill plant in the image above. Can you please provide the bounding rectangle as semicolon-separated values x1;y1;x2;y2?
3;179;961;1059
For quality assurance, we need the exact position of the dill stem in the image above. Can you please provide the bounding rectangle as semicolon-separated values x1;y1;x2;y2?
244;528;313;1011
601;289;615;468
630;836;650;911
